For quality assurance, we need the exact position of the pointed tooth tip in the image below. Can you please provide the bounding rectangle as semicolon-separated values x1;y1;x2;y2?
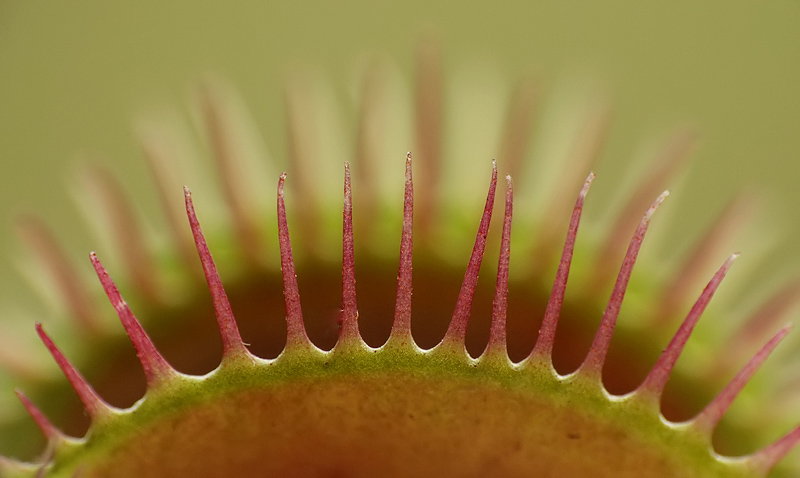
278;173;287;196
644;190;670;221
580;173;595;197
13;388;31;406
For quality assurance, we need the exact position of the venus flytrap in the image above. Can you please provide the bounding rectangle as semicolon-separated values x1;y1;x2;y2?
2;47;800;477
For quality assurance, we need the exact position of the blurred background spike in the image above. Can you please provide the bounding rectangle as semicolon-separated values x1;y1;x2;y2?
636;254;737;406
579;191;668;380
657;193;755;324
90;253;176;385
692;324;791;439
498;77;538;183
184;187;248;359
484;176;514;361
531;173;594;363
197;81;262;264
439;161;498;352
277;174;311;350
284;76;322;256
413;36;443;238
593;128;697;291
15;217;101;335
388;154;415;347
339;163;360;347
80;166;159;303
0;334;48;381
138;125;198;271
35;323;111;420
353;58;388;243
533;104;611;266
713;277;800;378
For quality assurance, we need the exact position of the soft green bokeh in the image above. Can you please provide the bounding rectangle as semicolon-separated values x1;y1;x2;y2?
0;1;798;336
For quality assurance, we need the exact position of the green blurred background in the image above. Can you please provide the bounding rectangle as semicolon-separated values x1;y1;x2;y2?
0;0;798;313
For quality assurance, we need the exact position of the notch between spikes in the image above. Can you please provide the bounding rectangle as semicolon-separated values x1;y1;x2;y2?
578;190;669;381
35;323;113;421
438;160;498;353
184;186;249;360
90;252;176;386
483;175;514;362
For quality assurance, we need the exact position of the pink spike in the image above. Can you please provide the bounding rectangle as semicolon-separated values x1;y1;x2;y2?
440;161;498;350
748;419;800;474
90;252;175;385
533;106;611;264
389;153;414;345
15;389;61;442
638;254;738;402
694;324;792;437
184;187;247;358
35;323;109;419
277;174;310;348
340;163;360;344
579;190;669;379
532;172;594;361
484;176;514;360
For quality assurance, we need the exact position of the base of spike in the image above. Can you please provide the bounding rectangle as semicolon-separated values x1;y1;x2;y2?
4;344;764;478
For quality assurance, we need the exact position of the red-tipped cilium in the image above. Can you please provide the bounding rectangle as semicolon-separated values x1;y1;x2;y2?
184;186;248;359
440;160;498;352
579;190;669;379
